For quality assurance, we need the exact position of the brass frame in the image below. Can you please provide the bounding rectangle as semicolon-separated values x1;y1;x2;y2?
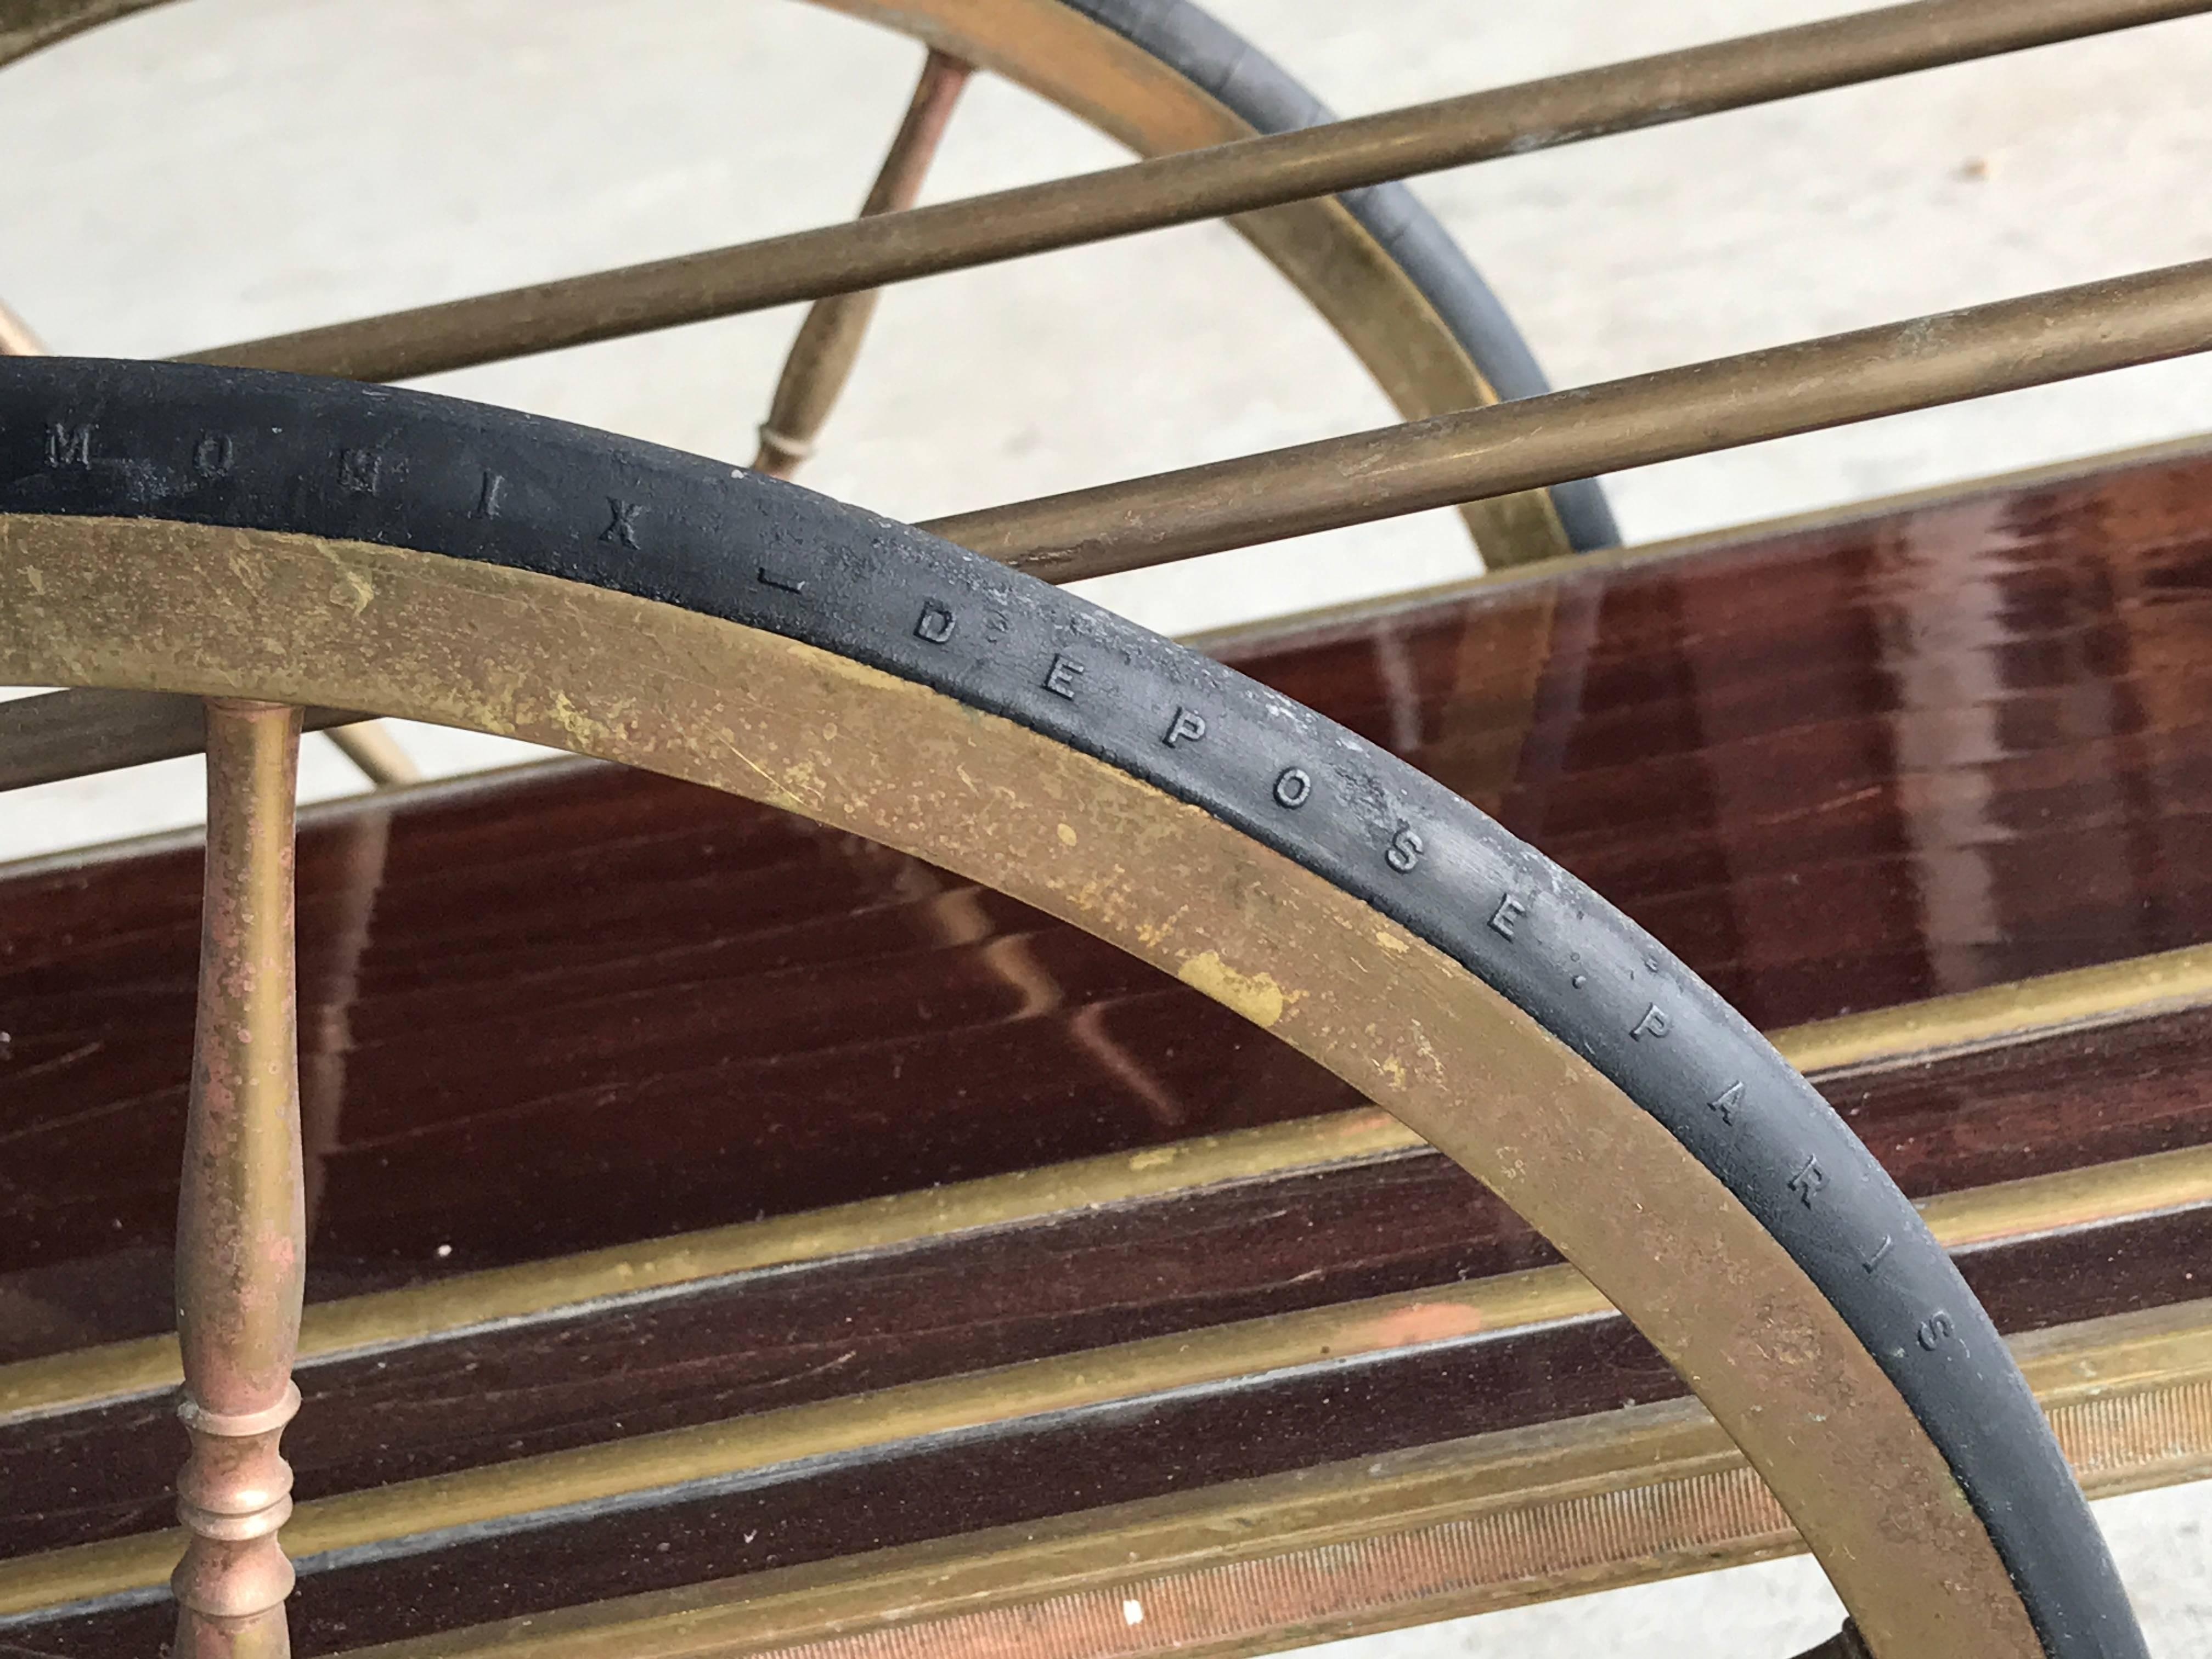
930;258;2212;577
9;1;2212;1652
7;940;2209;1429
158;0;2212;385
324;1300;2212;1659
19;0;2212;770
5;1140;2204;1625
0;515;2057;1656
167;701;306;1659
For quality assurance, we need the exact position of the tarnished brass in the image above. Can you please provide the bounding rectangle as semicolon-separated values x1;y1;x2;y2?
5;1022;2208;1430
0;1109;1422;1426
753;49;973;479
928;257;2212;576
0;516;2073;1654
321;718;419;787
1778;939;2212;1074
1178;429;2212;653
809;0;1569;567
171;0;2212;383
295;1301;2212;1659
170;699;306;1659
0;689;368;791
0;303;407;792
0;0;164;66
4;1136;2200;1627
1;0;1571;568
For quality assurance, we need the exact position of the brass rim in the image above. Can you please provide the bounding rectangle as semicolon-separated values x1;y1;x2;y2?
1;512;2044;1657
4;6;2200;1652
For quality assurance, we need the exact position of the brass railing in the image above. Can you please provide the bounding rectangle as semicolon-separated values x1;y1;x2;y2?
8;4;2212;1655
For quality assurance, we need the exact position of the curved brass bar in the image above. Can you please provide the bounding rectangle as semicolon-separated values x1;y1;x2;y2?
0;514;2044;1656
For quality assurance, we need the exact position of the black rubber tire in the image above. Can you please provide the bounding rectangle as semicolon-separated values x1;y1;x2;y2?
1057;0;1621;552
0;358;2137;1659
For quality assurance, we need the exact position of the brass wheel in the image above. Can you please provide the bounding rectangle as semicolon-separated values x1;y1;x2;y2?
0;358;2145;1658
9;3;2208;1655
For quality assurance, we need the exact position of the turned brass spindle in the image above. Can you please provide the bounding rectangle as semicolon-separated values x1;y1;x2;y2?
753;48;972;478
172;699;307;1659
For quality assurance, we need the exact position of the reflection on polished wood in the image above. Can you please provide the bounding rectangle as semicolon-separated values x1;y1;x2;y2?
13;1298;2207;1657
319;1302;2212;1659
7;936;2207;1438
7;441;2212;1651
4;1136;2203;1605
8;439;2212;1353
313;1303;2212;1659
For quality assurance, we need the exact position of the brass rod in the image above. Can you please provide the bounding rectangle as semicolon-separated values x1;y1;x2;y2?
311;1300;2212;1659
753;49;973;478
0;295;47;356
928;257;2212;579
170;699;306;1659
323;719;420;787
6;1255;2208;1626
177;0;2212;382
0;691;375;793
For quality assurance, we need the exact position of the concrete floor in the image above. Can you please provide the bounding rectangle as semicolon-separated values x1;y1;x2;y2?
2;0;2209;1650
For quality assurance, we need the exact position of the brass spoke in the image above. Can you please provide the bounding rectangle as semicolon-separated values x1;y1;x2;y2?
753;49;973;479
926;257;2212;579
171;699;306;1659
176;0;2211;383
323;718;421;787
0;691;370;792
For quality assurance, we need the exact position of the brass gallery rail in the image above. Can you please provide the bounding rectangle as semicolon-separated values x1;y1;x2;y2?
325;1301;2212;1659
180;0;2212;383
929;258;2212;577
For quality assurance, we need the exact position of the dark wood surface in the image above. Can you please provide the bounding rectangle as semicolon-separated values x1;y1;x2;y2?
9;448;2212;1360
7;995;2210;1560
20;1203;2209;1656
9;446;2212;1647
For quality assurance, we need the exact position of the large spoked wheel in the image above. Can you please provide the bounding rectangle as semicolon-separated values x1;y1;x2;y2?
0;358;2143;1659
0;0;1615;567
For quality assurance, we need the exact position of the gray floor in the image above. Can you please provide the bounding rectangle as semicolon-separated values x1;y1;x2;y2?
2;1;2209;1649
